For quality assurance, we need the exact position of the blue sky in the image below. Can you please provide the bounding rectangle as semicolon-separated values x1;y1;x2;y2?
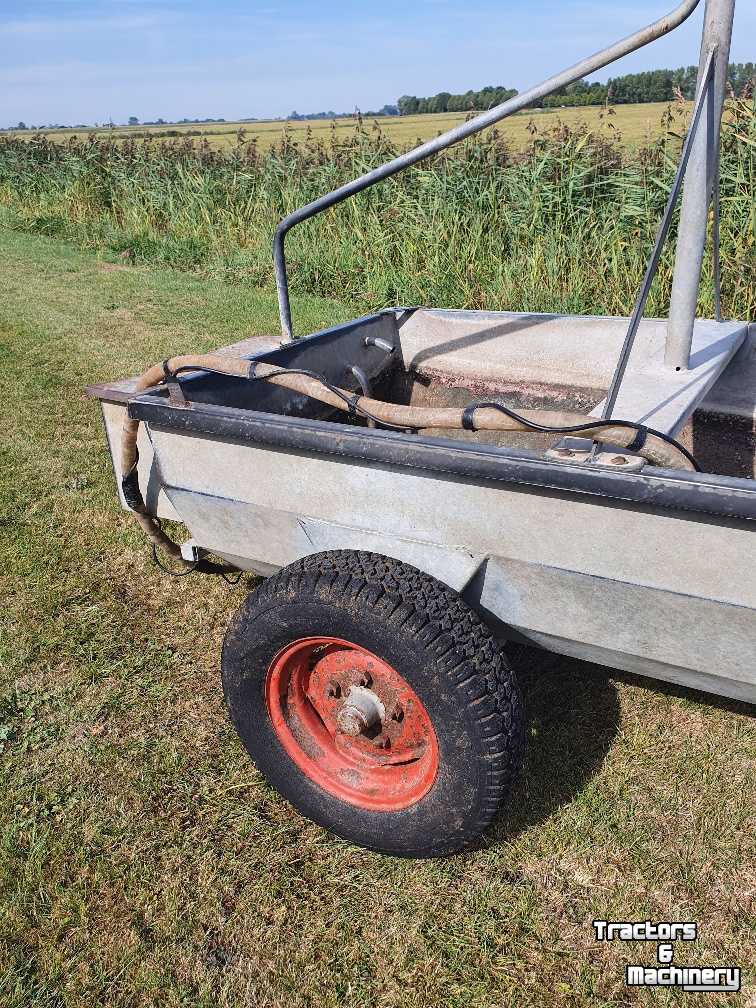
1;1;753;127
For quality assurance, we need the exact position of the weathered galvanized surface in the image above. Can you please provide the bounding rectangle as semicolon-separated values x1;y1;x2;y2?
87;309;755;703
399;310;749;435
667;0;737;367
100;401;179;520
148;428;756;703
700;327;756;422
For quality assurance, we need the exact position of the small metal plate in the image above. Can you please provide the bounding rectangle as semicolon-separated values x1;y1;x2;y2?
545;442;646;472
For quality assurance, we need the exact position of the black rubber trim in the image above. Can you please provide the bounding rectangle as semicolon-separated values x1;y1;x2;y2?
127;396;756;522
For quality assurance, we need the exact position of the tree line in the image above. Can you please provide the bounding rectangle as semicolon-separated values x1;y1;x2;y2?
397;63;755;114
288;105;399;120
398;87;517;116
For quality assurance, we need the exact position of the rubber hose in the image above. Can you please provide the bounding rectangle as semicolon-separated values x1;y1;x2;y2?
120;352;694;555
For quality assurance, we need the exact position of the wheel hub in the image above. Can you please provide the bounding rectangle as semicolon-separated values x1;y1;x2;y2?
265;636;438;810
335;685;385;737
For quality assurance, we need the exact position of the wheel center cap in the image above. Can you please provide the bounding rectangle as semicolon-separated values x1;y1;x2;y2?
335;685;385;737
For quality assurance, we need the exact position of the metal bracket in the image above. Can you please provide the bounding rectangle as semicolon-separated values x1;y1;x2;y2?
348;364;375;427
180;538;200;563
601;46;717;417
165;380;189;407
545;437;647;472
364;335;395;353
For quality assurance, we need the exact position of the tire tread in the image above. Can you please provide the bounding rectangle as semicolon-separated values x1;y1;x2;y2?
280;550;524;842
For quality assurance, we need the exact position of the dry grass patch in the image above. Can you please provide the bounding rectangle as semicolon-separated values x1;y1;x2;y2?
9;103;686;154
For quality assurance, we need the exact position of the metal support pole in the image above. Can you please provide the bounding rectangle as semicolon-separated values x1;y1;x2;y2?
601;50;715;419
665;0;735;369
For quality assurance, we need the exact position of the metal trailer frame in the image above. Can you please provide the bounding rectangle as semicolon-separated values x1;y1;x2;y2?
119;308;755;705
88;0;755;707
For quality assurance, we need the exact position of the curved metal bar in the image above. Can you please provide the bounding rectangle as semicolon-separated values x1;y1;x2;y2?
273;0;703;340
712;132;723;322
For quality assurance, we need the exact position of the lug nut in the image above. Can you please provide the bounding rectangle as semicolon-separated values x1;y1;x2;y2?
391;703;404;722
357;673;373;688
610;455;628;465
326;680;341;699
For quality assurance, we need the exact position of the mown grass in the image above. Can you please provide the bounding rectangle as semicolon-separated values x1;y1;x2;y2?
0;98;753;337
6;103;683;153
0;229;754;1007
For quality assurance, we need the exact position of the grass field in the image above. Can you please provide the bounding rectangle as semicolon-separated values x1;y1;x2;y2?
7;102;686;153
1;228;754;1007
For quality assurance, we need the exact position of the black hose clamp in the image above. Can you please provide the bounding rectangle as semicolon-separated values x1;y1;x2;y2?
626;425;649;452
462;404;478;431
121;464;145;511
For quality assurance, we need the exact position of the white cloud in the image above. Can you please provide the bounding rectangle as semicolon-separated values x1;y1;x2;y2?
1;13;168;36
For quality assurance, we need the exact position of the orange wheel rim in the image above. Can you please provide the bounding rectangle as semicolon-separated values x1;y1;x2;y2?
265;636;439;811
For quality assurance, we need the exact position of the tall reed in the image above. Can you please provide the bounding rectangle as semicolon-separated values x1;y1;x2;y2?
0;100;753;332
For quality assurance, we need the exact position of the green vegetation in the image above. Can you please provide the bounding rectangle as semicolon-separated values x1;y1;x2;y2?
1;228;754;1007
287;103;399;120
1;98;753;335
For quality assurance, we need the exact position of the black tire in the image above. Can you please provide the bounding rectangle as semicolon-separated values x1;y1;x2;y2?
221;550;523;857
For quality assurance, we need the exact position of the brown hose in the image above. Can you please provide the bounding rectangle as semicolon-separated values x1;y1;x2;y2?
120;352;694;559
133;512;185;561
249;361;689;468
120;355;251;567
121;354;252;475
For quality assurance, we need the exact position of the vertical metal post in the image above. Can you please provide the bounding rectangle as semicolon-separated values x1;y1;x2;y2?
665;0;735;369
601;50;715;420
